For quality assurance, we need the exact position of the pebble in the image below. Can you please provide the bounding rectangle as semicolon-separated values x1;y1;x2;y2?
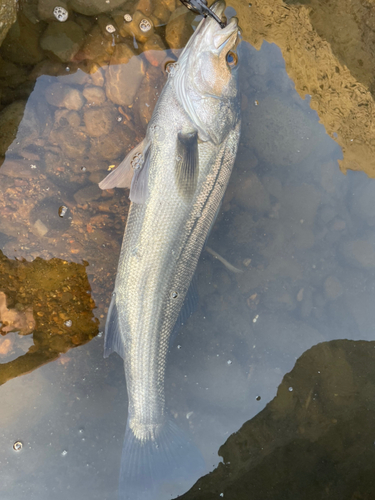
165;7;194;50
83;106;115;137
82;86;106;106
40;20;85;62
45;83;85;110
230;173;271;213
74;184;103;204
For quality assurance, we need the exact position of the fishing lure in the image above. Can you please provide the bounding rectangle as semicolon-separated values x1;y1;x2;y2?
179;0;226;28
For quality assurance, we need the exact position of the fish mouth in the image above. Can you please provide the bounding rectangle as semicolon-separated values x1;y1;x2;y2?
204;1;240;52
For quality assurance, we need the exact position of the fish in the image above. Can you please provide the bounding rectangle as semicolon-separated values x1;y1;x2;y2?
99;1;241;498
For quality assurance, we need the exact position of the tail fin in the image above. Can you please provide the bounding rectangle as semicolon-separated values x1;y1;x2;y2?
118;418;205;500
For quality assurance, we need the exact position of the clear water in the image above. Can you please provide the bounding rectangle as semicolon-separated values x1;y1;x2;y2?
1;0;375;498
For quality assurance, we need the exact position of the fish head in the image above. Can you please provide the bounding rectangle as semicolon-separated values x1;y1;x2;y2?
174;0;241;144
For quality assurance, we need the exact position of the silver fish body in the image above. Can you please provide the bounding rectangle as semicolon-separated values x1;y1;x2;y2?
99;1;241;497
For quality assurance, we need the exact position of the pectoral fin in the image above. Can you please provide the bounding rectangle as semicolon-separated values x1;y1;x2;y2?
98;139;146;190
175;131;199;200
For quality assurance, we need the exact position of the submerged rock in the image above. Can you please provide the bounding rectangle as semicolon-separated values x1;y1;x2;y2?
165;6;194;50
40;20;85;62
45;83;85;110
83;106;115;137
0;101;26;157
0;13;44;65
82;86;106;106
105;45;145;106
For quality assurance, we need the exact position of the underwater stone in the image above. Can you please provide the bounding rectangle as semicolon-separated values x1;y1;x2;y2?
83;106;115;137
0;100;26;156
82;86;106;106
105;45;145;106
119;10;154;42
40;20;85;62
165;7;194;50
45;83;85;110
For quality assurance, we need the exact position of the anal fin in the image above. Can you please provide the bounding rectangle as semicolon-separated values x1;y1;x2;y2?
103;293;125;359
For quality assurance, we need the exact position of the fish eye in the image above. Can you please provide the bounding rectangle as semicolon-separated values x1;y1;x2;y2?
226;51;238;68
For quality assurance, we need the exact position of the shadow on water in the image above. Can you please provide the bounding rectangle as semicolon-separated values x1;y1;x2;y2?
1;0;375;498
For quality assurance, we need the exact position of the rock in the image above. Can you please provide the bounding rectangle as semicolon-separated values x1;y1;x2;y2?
45;83;85;110
153;3;171;24
341;239;375;270
119;10;154;42
0;101;26;156
230;172;271;213
165;7;194;50
40;20;85;62
89;65;104;86
105;46;144;106
83;106;115;137
0;13;44;65
0;58;29;89
0;0;17;47
33;219;49;237
57;68;90;85
74;184;102;203
48;123;89;159
82;86;106;106
0;158;40;179
89;124;135;160
143;34;167;67
324;276;344;300
161;0;176;12
135;0;152;15
77;24;114;64
69;0;127;16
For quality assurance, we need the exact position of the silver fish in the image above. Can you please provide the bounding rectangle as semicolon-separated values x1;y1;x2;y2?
99;1;241;497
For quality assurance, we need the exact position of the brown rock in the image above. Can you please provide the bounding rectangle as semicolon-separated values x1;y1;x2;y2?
165;7;194;50
143;34;167;67
45;83;85;110
82;86;106;106
83;106;115;137
0;101;26;156
119;10;154;43
40;20;85;62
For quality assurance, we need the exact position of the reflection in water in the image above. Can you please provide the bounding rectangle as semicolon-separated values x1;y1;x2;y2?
234;0;375;178
0;250;98;385
180;340;375;500
1;0;375;498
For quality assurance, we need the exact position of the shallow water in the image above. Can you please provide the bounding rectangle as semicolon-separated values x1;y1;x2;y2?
1;0;375;498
